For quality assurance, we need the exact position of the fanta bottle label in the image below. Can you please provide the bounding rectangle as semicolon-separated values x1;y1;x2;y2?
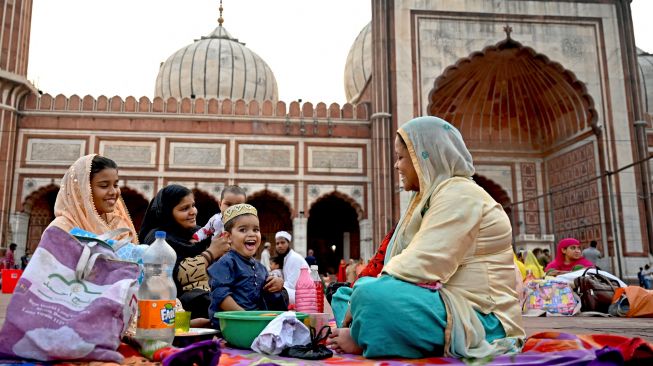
137;300;176;329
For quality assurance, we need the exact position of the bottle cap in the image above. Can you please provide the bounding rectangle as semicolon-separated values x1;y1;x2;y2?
155;231;166;239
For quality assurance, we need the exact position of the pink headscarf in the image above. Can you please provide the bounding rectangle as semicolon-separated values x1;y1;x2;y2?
544;238;594;272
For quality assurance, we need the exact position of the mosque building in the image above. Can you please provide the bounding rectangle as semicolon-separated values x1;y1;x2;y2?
1;0;652;278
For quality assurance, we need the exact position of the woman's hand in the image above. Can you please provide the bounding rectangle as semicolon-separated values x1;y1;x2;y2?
207;234;230;260
263;276;284;292
190;317;211;328
342;306;353;327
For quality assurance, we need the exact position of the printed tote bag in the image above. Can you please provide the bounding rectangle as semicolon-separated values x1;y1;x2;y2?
0;226;139;362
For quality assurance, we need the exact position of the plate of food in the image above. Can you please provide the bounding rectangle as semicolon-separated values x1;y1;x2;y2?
173;328;220;347
175;328;220;337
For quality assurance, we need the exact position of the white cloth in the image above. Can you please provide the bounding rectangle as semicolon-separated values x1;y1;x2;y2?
555;268;627;288
282;249;309;304
260;248;271;271
250;311;310;355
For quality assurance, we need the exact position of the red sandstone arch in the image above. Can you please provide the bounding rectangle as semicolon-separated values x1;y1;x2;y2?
307;192;361;275
22;184;59;253
428;37;598;151
191;189;220;229
247;189;293;216
120;186;149;233
309;190;364;221
473;174;514;226
22;184;58;213
247;190;293;245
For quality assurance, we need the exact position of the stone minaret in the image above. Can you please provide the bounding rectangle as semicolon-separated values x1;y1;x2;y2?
0;0;36;244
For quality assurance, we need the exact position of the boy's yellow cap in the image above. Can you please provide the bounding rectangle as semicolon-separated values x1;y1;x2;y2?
222;203;257;225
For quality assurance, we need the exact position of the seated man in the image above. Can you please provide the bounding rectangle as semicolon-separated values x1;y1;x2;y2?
274;231;309;305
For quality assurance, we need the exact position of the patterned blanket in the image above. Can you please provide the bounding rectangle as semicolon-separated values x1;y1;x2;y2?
218;332;653;365
1;332;652;365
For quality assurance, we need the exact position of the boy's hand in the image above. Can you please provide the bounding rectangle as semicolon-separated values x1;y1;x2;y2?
263;276;284;292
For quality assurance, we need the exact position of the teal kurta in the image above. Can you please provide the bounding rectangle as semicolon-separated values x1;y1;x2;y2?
333;276;505;358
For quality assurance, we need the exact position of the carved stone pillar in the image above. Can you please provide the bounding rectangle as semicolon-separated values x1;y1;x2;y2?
359;218;373;261
370;0;397;246
292;215;308;257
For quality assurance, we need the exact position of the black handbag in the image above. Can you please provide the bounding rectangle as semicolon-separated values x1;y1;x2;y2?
574;267;620;313
281;325;333;360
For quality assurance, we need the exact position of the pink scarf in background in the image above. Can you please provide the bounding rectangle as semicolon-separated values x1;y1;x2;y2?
545;238;594;272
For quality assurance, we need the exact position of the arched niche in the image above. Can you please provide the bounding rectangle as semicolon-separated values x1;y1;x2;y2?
121;186;149;234
247;189;293;248
307;193;361;276
428;36;597;152
473;174;513;225
22;184;58;253
191;189;221;229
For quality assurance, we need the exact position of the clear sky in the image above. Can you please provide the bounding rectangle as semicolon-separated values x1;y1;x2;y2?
27;0;653;105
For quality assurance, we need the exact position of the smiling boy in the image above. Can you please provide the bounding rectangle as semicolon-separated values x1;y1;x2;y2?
207;204;287;327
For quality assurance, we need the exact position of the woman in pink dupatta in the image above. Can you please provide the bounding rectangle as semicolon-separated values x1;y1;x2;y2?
544;238;594;275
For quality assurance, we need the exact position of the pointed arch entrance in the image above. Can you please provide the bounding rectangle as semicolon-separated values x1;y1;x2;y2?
307;193;360;276
191;189;221;229
247;190;293;246
23;185;58;253
121;187;149;233
428;36;597;152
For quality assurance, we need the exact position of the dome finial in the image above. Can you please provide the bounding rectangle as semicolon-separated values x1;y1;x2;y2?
503;24;512;40
218;0;224;26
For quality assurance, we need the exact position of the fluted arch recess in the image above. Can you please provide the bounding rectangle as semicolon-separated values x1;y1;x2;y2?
428;38;597;151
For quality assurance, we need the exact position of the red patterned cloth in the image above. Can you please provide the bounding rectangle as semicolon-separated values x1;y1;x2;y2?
353;225;395;285
524;331;653;362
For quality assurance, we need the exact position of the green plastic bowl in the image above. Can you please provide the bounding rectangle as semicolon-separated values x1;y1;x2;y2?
215;310;309;349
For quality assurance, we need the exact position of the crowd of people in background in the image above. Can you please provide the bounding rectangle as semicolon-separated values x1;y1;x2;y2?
638;264;653;289
515;239;607;277
1;242;31;271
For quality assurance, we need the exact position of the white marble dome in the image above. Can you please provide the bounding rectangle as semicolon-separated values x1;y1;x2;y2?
343;22;372;104
638;47;653;115
155;25;278;102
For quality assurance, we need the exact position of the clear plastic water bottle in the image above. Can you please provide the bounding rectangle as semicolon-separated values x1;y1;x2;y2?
309;265;324;313
295;267;317;313
135;231;177;344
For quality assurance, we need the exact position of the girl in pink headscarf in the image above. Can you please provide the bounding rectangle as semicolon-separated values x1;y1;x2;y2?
544;238;594;275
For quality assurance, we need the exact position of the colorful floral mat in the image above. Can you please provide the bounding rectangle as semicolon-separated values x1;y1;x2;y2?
1;332;653;365
200;332;653;366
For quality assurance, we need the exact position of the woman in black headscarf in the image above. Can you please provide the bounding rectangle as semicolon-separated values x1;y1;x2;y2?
139;184;230;321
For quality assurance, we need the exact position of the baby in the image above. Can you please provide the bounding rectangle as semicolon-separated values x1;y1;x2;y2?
192;185;246;242
269;256;283;279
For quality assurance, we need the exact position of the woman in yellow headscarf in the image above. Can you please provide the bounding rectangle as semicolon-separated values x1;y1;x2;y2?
514;252;527;280
524;250;545;279
327;117;524;359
